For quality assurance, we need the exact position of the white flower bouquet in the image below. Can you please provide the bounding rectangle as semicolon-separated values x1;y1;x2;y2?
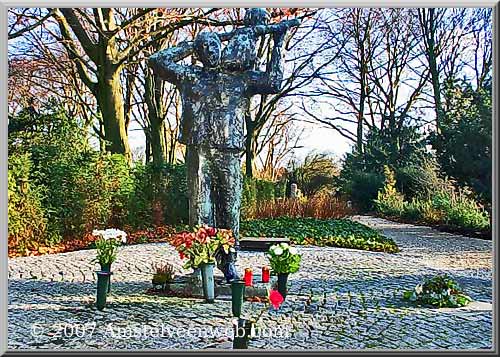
267;243;301;274
92;228;127;267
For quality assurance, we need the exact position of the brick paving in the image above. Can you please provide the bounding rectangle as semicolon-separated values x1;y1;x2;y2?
7;216;493;350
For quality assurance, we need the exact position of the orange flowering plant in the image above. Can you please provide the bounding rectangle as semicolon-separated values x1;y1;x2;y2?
170;225;236;269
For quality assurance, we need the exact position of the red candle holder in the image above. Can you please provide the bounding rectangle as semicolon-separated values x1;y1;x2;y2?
244;268;253;286
262;266;270;283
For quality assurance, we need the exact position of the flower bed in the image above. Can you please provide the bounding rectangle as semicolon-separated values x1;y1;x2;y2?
240;217;399;253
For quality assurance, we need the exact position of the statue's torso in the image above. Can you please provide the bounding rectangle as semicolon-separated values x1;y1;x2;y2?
178;69;250;150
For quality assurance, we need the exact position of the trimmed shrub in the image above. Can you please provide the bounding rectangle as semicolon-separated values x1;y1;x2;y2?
241;177;283;218
128;162;189;227
395;160;442;199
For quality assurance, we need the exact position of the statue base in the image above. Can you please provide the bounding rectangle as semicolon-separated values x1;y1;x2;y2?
148;271;272;300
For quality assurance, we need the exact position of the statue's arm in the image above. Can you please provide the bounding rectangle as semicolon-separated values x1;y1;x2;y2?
247;30;287;95
148;41;195;85
253;19;300;37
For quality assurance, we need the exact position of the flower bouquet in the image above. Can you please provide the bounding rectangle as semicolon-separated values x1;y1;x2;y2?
92;228;127;270
170;225;235;270
403;274;472;308
170;225;235;302
91;228;127;309
267;243;301;299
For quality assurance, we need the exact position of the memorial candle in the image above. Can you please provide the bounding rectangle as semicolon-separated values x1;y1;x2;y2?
262;266;270;283
244;268;253;286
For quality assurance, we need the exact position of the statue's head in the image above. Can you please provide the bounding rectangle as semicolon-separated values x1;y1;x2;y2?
194;32;222;68
244;8;269;26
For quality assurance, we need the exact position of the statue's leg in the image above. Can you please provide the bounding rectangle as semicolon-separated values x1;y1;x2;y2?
213;148;242;282
186;145;214;228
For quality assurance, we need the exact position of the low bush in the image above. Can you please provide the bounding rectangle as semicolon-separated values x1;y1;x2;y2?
241;176;285;218
240;217;399;253
374;166;405;217
395;160;442;198
128;162;189;227
286;153;340;196
432;189;490;231
375;168;490;233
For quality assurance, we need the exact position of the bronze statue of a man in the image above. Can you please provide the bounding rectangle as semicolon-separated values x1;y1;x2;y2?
148;9;299;282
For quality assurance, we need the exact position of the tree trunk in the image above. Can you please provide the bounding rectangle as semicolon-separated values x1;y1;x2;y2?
145;134;151;163
420;8;443;134
150;118;165;165
145;73;166;165
97;66;131;160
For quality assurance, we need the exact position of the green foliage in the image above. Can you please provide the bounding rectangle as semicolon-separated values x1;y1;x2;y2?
267;243;301;274
394;159;442;198
431;188;490;230
8;152;50;251
78;154;135;232
339;170;384;211
339;124;429;211
403;275;472;308
8;105;140;250
128;162;189;227
375;172;490;232
240;217;399;253
93;238;122;266
431;80;492;203
241;177;283;218
374;166;405;216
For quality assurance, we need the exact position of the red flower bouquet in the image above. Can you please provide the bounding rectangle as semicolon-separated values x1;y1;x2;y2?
170;225;235;269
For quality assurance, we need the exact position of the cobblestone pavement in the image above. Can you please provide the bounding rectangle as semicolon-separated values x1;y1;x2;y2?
8;216;493;350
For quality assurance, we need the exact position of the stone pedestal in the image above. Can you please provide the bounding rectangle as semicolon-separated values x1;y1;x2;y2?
156;272;273;300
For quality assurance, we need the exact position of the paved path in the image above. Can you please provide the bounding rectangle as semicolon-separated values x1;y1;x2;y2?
8;216;493;350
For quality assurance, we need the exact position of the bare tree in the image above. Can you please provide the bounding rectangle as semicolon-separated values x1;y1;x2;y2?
245;9;344;177
255;105;304;180
303;8;431;153
48;8;220;160
300;8;383;153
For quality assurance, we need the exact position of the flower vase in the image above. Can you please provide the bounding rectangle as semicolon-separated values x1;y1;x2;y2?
200;263;215;303
96;271;112;311
233;318;254;349
277;273;289;300
231;280;246;317
100;263;112;294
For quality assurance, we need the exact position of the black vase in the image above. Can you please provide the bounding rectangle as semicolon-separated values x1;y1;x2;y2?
96;271;112;310
233;318;253;349
277;273;289;300
100;263;112;294
100;263;111;272
231;280;246;317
